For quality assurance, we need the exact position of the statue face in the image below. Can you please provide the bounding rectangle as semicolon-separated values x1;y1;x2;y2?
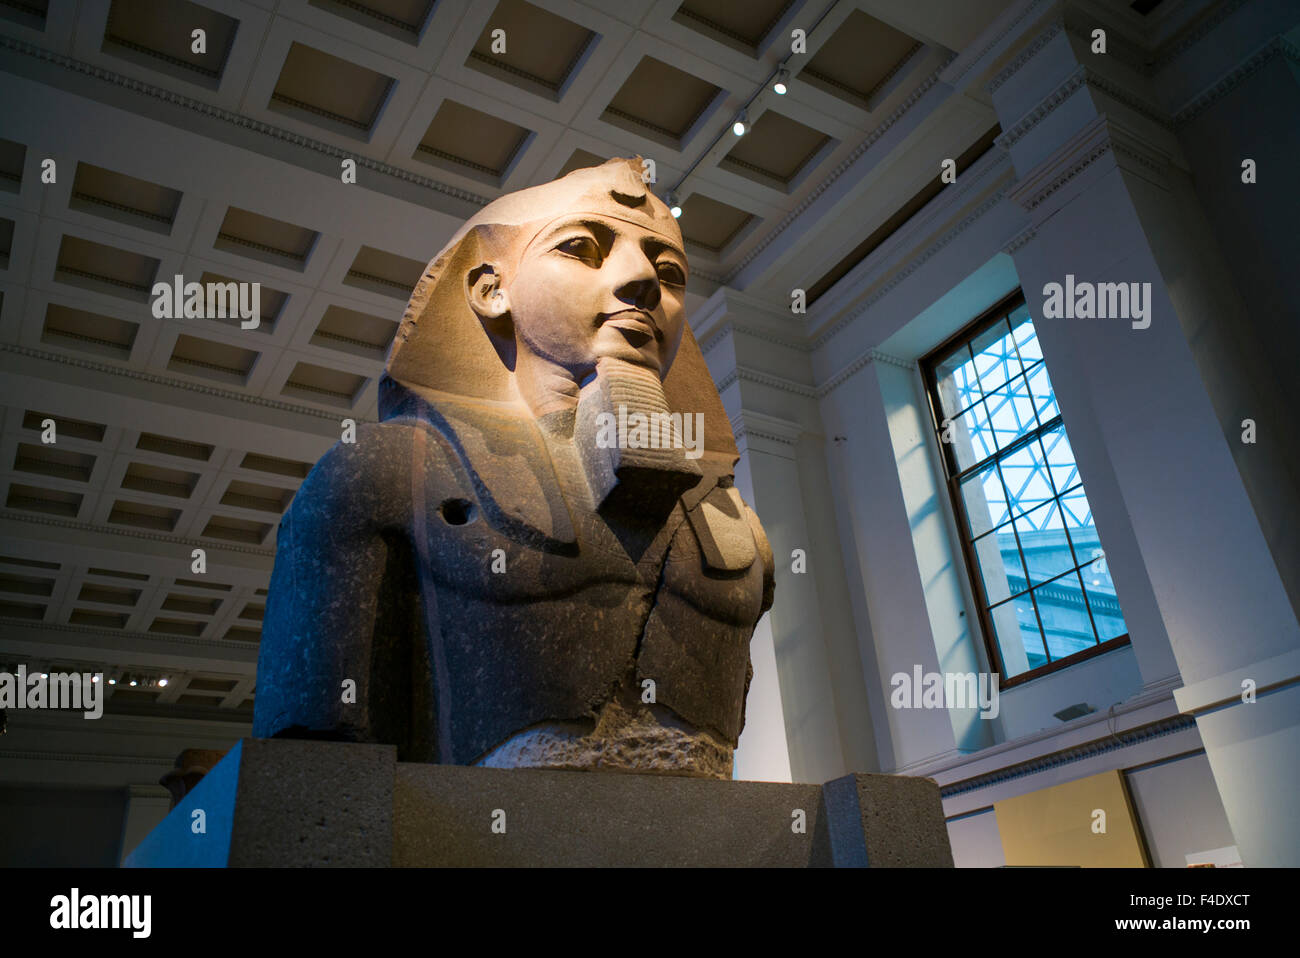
505;212;688;379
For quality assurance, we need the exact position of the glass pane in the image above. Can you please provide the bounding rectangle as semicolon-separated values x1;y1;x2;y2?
1024;360;1058;422
1033;570;1097;660
948;401;997;471
1040;424;1080;494
985;376;1038;451
934;344;981;419
1085;580;1128;642
960;462;1007;537
998;439;1053;519
1010;306;1041;364
1014;499;1074;585
970;321;1021;395
990;595;1046;678
973;526;1025;604
1059;486;1099;559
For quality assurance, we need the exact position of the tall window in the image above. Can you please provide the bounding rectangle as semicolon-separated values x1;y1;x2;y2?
922;291;1129;684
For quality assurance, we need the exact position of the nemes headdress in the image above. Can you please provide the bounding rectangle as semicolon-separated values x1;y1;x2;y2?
380;157;737;460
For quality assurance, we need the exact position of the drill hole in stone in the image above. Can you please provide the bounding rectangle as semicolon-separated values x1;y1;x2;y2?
440;498;475;525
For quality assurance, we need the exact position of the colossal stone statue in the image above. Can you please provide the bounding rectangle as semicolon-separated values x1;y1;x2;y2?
253;157;774;779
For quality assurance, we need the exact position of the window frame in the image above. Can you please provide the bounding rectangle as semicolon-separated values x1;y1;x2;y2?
919;289;1130;688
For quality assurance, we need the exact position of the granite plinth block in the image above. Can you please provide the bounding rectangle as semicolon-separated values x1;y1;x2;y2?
126;738;953;867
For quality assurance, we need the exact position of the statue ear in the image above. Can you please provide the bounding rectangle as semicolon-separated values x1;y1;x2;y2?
466;261;516;370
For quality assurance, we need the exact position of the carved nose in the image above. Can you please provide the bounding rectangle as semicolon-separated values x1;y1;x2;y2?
611;250;660;312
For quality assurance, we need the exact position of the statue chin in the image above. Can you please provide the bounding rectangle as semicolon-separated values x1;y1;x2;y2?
473;701;735;780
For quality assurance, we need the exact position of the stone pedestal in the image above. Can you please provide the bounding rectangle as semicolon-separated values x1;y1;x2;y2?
124;738;953;867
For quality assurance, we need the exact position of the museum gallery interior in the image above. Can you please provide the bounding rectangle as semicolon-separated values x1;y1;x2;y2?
0;0;1297;868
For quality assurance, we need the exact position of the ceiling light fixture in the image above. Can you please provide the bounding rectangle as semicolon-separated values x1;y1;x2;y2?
773;66;789;95
732;111;748;136
665;191;682;218
158;677;169;687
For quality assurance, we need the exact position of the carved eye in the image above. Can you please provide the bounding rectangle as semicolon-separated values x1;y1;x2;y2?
657;261;686;286
557;236;600;264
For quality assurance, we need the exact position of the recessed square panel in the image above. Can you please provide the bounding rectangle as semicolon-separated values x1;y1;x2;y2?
270;42;395;138
414;99;531;181
0;571;55;597
308;0;433;42
167;334;259;385
55;235;160;302
102;0;239;87
214;207;318;272
466;0;596;97
802;10;920;107
0;600;47;620
0;217;13;266
201;515;272;544
13;442;96;483
312;305;399;358
120;462;200;499
556;149;608;179
108;500;181;531
149;617;205;637
0;0;46;30
23;410;106;443
678;193;753;252
77;583;141;606
343;246;425;299
240;452;311;479
70;162;181;234
720;109;830;188
221;479;292;514
0;139;25;193
602;56;722;145
281;362;368;408
136;432;213;462
198;271;287;332
160;593;220;615
7;483;83;518
673;0;791;53
69;609;129;629
41;303;139;361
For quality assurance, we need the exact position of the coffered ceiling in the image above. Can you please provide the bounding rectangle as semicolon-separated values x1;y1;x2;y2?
0;0;1030;735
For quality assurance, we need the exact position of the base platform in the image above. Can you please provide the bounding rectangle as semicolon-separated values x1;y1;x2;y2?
125;738;953;867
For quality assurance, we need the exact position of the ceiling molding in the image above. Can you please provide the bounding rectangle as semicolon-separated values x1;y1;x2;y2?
0;34;491;209
0;510;275;558
0;343;372;424
1174;34;1300;127
723;53;957;286
987;14;1065;96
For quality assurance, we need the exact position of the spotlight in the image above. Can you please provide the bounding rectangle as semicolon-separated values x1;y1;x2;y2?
733;111;748;136
158;678;169;688
773;66;789;95
107;678;116;686
665;191;682;218
128;676;137;687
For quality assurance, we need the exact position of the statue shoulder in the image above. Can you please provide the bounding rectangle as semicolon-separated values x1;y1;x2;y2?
287;421;423;533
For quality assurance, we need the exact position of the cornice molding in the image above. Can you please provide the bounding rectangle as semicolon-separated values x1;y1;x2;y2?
0;615;264;652
869;349;915;371
1152;0;1252;73
0;35;491;208
729;409;803;446
987;15;1066;95
1005;113;1114;211
715;365;817;399
813;187;1009;349
998;65;1088;150
1174;35;1300;127
817;350;877;397
0;510;276;558
1001;224;1038;255
939;714;1197;797
723;54;956;285
0;343;373;424
947;0;1053;88
0;748;166;766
